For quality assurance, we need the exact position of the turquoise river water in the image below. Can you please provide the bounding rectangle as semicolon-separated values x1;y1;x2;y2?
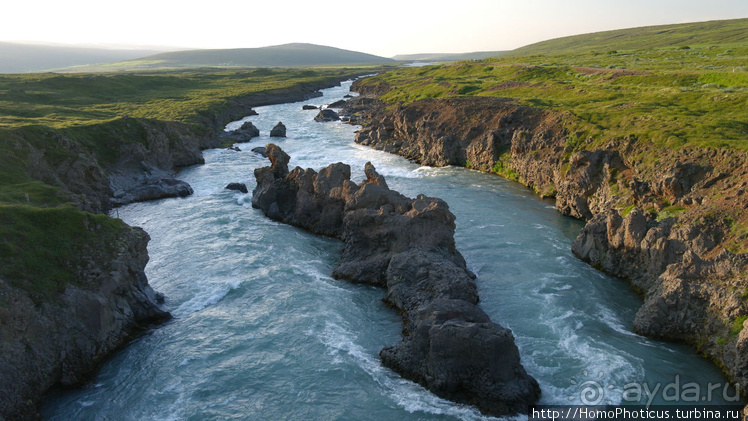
42;81;739;420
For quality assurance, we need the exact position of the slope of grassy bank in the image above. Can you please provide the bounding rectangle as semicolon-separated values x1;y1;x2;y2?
358;45;747;151
0;67;369;128
0;67;370;300
351;18;748;393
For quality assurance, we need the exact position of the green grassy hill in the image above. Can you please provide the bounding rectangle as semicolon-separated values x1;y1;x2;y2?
503;17;748;57
358;17;748;151
67;43;394;72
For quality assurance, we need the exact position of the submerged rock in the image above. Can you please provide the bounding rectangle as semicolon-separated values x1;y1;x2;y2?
269;122;287;137
302;105;318;110
251;144;540;416
251;146;267;158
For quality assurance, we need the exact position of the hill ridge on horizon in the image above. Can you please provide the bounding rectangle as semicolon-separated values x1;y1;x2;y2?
121;42;395;70
2;17;748;73
503;16;748;57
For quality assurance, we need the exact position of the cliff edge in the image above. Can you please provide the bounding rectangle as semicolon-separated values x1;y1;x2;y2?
0;214;170;420
343;85;748;395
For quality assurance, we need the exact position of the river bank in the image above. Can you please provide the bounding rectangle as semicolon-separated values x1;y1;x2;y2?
38;79;740;420
343;79;748;396
0;73;362;420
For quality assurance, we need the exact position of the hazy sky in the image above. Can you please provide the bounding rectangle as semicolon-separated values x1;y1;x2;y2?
3;0;747;57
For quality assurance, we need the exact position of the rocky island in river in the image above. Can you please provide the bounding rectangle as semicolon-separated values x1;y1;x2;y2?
251;143;540;416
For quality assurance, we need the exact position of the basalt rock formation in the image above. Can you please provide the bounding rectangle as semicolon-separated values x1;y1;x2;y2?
343;83;748;395
222;120;260;142
251;144;540;416
0;225;170;420
269;122;287;137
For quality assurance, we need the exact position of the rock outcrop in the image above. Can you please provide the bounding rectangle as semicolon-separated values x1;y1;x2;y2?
251;144;540;416
314;109;340;122
0;225;170;420
327;99;347;108
269;122;287;137
343;84;748;396
111;178;193;206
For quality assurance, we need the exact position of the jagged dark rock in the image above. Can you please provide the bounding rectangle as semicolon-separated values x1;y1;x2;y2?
314;109;340;122
0;227;170;420
302;104;318;110
226;182;248;193
227;146;242;151
251;144;540;416
269;122;287;137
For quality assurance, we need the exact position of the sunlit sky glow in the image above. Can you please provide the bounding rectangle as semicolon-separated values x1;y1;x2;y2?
3;0;748;57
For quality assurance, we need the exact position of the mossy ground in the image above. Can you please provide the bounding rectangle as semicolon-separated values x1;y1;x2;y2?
0;204;130;303
0;67;373;302
359;46;748;152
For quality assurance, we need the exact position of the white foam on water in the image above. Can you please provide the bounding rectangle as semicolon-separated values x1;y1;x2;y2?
315;317;499;421
597;306;640;338
172;279;243;318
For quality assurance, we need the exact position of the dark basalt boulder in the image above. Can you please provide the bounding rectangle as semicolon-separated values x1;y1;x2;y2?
314;109;340;122
251;144;540;416
269;122;287;138
225;182;248;193
380;299;539;417
302;105;318;110
223;121;260;142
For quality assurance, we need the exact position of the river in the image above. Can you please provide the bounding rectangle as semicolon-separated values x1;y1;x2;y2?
42;81;738;420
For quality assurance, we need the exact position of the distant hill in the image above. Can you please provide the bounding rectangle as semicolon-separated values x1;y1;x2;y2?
72;43;395;71
392;51;507;62
504;17;748;57
0;42;165;73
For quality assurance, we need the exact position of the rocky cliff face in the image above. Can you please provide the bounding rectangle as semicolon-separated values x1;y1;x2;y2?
251;144;540;416
0;225;170;420
345;82;748;395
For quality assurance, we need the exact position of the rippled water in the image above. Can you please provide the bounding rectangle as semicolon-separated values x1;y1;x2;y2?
43;81;739;420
